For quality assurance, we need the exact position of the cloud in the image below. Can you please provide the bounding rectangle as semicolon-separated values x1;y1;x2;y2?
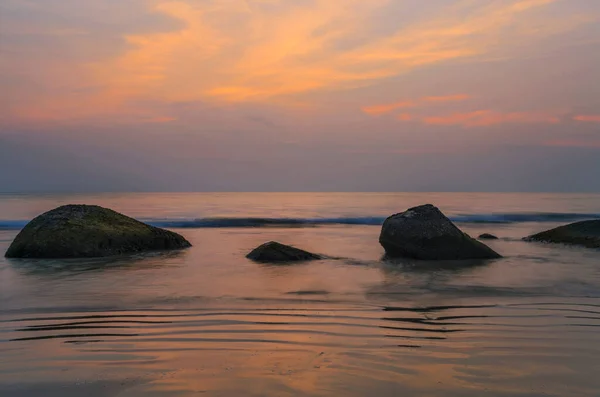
423;94;471;103
544;140;600;148
423;110;561;126
362;94;470;115
574;115;600;123
362;101;416;116
144;116;177;123
363;98;599;127
2;0;594;123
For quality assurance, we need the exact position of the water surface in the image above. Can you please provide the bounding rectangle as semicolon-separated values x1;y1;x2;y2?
1;193;599;396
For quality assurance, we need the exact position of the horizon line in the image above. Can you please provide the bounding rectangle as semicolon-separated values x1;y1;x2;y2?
1;191;600;195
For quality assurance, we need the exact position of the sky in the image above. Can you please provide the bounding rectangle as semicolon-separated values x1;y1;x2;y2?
0;0;599;192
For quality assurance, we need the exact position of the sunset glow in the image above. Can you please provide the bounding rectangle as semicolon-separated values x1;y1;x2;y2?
1;0;599;192
423;110;561;127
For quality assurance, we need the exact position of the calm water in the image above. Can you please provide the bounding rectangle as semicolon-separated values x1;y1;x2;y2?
1;192;600;397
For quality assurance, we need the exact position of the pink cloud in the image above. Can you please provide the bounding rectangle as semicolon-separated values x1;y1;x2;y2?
362;94;470;116
423;94;471;103
361;101;416;116
423;110;560;127
573;115;600;123
543;140;600;148
345;148;454;155
397;113;413;121
143;116;177;123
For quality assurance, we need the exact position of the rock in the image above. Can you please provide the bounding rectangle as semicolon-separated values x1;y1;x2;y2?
5;204;191;258
524;220;600;249
379;204;502;260
479;233;499;240
247;241;322;263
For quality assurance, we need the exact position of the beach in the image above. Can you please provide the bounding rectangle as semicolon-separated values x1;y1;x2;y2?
1;192;600;396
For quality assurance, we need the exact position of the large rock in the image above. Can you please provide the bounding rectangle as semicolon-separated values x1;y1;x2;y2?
5;205;191;258
247;241;322;263
379;204;502;260
524;220;600;249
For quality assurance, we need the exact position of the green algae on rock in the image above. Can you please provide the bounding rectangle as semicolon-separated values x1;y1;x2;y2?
379;204;502;260
524;220;600;249
247;241;322;263
5;204;191;258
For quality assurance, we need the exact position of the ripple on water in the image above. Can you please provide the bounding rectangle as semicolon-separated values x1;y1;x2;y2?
1;298;600;396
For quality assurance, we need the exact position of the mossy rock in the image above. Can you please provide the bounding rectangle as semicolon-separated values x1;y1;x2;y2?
247;241;322;263
5;205;191;258
524;220;600;249
379;204;502;260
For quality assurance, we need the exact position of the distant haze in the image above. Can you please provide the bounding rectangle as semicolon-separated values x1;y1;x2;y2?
1;0;599;192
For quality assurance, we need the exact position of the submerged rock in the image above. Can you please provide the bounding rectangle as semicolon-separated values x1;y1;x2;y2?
5;204;191;258
479;233;499;240
379;204;502;260
246;241;322;263
524;220;600;249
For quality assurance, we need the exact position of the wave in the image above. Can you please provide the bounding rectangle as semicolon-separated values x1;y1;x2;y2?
146;217;387;228
143;213;600;227
450;213;600;224
0;213;597;230
0;220;28;230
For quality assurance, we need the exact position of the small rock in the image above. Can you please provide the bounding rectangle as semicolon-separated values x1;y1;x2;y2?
478;233;499;240
246;241;322;263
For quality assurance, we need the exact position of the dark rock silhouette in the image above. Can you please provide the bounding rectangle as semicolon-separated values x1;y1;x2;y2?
524;220;600;249
479;233;499;240
379;204;501;260
247;241;322;263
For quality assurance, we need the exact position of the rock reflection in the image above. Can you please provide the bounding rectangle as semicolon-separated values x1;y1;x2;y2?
6;249;188;276
381;255;492;274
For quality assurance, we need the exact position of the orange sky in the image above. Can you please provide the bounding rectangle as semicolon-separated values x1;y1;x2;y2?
0;0;599;191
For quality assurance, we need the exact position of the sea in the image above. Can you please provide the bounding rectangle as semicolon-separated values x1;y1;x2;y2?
0;192;599;397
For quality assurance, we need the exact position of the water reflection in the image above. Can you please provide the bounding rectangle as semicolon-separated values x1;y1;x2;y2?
2;218;600;396
6;249;188;276
380;256;493;273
